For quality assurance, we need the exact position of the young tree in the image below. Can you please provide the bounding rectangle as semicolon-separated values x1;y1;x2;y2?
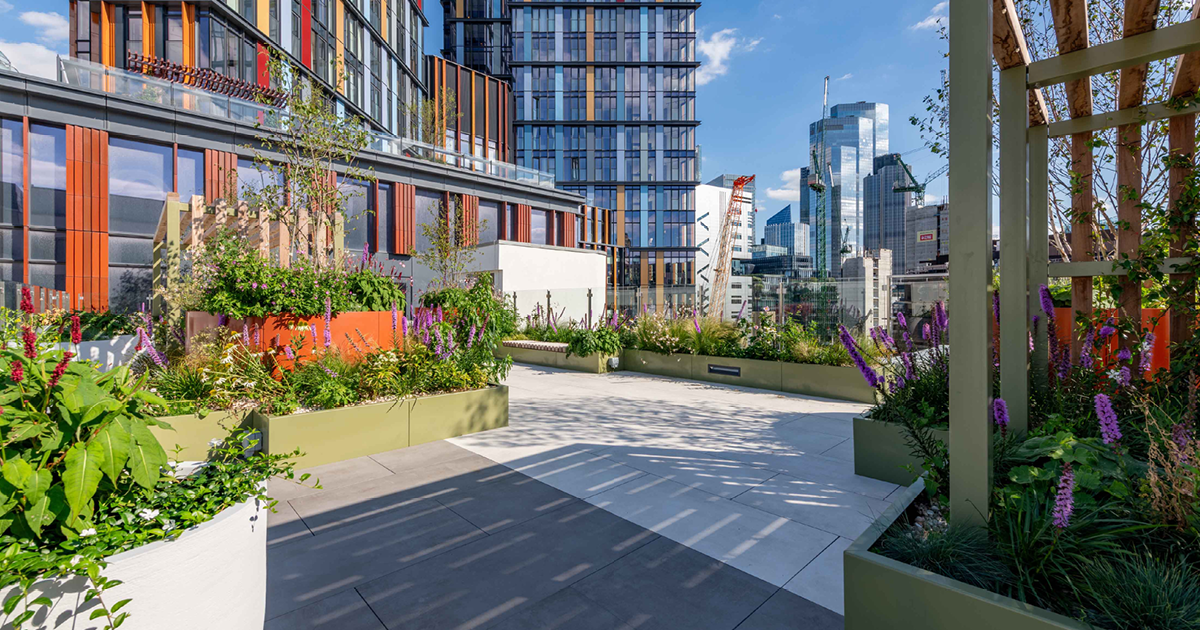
405;87;461;151
236;50;376;266
415;196;488;290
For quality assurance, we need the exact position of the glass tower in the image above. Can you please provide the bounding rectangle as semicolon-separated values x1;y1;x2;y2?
441;0;514;82
803;101;889;275
510;2;701;312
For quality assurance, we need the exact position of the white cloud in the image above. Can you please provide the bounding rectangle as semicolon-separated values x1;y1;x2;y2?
696;29;764;86
835;73;853;81
765;167;807;202
0;40;59;78
772;14;782;20
910;2;947;31
20;12;69;45
0;1;13;14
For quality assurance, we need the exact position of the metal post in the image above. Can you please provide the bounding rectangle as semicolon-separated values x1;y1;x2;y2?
512;292;518;317
999;66;1030;435
546;290;552;321
587;288;593;327
948;0;994;527
1028;124;1050;389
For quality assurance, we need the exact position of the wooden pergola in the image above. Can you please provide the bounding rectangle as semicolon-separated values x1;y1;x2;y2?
950;0;1199;525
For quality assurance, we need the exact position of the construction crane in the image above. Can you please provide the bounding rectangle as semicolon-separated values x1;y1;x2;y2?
892;156;949;207
707;175;755;319
808;76;831;278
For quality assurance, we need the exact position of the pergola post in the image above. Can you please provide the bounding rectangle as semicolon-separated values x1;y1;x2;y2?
152;194;182;319
1069;131;1094;359
1168;113;1196;346
999;65;1030;434
1028;125;1051;380
949;0;995;527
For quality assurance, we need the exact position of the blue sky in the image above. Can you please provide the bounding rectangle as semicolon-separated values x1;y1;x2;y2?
0;0;953;239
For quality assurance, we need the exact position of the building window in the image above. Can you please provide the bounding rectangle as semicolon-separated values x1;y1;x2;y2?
532;126;555;175
532;67;554;121
339;178;372;254
313;0;336;85
479;200;499;244
530;209;549;245
177;149;204;202
564;127;586;182
564;67;585;121
370;40;384;123
269;0;280;42
108;136;173;309
595;67;616;121
531;9;554;61
594;127;615;181
344;16;364;107
0;119;21;282
414;189;441;254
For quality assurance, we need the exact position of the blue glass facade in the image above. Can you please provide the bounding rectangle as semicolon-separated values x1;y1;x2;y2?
803;101;889;276
510;1;701;307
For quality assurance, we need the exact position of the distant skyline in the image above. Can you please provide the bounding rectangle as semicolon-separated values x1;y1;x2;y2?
0;0;953;245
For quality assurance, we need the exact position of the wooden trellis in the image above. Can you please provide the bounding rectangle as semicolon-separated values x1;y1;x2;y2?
950;0;1199;525
151;193;345;317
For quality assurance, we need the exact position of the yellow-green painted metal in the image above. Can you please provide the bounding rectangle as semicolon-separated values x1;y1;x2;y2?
852;417;948;486
151;411;249;461
409;386;509;446
1027;18;1200;89
845;479;1088;630
947;0;994;527
781;363;877;404
252;386;508;467
621;349;694;380
495;345;613;373
694;355;784;391
999;65;1030;435
1047;99;1200;138
1029;125;1050;390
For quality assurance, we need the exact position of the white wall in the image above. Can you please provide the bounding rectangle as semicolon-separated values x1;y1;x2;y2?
696;184;755;317
410;241;607;325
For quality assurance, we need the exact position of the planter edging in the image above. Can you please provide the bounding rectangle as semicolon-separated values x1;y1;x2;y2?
852;416;949;486
844;478;1088;630
495;344;613;374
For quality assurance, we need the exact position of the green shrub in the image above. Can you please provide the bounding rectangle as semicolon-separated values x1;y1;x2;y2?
566;326;621;358
877;520;1012;591
1079;555;1200;630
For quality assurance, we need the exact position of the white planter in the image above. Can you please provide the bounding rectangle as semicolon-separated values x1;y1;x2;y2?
0;494;267;630
54;335;139;371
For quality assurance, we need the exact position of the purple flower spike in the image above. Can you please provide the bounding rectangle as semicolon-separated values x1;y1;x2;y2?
1039;285;1056;318
693;316;701;335
1099;324;1117;340
896;312;908;330
1117;347;1132;362
392;302;398;332
242;323;250;345
309;323;318;342
1094;393;1122;445
1140;333;1156;373
1118;366;1132;387
1052;462;1075;529
839;325;880;389
993;398;1010;436
922;323;931;341
218;313;229;327
401;315;408;337
284;345;295;360
993;292;1000;325
253;325;260;346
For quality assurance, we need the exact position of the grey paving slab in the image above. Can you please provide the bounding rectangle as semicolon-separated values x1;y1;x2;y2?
486;587;635;630
572;537;777;630
783;537;855;616
733;589;845;630
509;449;648;499
732;474;892;540
267;501;312;547
593;445;778;499
587;475;835;587
819;439;855;464
436;473;580;534
726;450;897;501
773;413;854;439
355;502;659;630
286;457;517;536
263;589;385;630
271;455;395;502
266;501;486;619
368;438;484;474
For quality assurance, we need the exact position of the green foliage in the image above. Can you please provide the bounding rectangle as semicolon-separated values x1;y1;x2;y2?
149;365;214;405
345;267;407;313
46;311;137;343
566;327;621;358
1079;555;1200;630
877;520;1012;591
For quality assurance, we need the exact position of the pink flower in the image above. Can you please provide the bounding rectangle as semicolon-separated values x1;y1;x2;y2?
47;352;73;388
70;316;81;344
19;286;32;314
21;326;36;359
10;361;23;383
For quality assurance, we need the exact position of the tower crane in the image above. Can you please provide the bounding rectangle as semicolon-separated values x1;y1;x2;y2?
808;76;831;278
892;157;948;208
707;175;755;319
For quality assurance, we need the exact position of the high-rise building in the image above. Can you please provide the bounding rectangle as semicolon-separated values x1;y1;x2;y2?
842;249;893;332
68;0;429;137
802;101;889;276
765;205;790;226
695;183;753;319
440;0;514;82
510;2;702;312
905;202;950;273
863;153;913;277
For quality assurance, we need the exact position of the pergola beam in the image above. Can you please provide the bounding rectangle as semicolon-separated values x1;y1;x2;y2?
1049;258;1194;277
1047;98;1200;136
994;0;1050;125
1029;17;1200;88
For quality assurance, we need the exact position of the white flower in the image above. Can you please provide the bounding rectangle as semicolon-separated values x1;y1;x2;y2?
69;554;84;566
138;508;160;521
162;520;176;532
215;377;226;385
79;528;96;537
208;438;224;448
1107;369;1121;381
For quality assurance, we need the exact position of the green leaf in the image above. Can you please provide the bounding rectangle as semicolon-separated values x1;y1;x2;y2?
22;468;50;503
1;458;32;489
63;442;105;521
95;421;131;483
5;422;44;444
127;420;167;489
0;517;12;536
23;494;54;537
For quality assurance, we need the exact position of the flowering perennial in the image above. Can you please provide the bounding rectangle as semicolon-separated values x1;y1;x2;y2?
1094;393;1122;445
47;352;74;388
1052;462;1075;529
839;325;880;389
993;398;1009;436
21;326;36;359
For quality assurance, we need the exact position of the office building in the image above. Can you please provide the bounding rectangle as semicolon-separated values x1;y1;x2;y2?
510;2;702;312
426;55;515;163
69;0;429;137
863;153;913;276
841;249;893;332
440;0;514;82
750;244;786;259
801;101;889;276
763;205;808;258
695;182;752;319
905;202;949;273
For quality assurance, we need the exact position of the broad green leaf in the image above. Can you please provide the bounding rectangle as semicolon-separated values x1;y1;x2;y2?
63;442;105;521
95;421;132;483
37;426;67;455
127;420;168;489
1;458;31;489
0;517;11;536
23;494;54;537
5;422;44;444
22;468;50;503
132;389;169;407
0;391;20;406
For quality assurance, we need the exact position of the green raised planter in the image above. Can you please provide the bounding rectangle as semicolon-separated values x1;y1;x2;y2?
151;411;250;461
252;385;508;468
621;349;694;380
496;344;614;374
694;355;784;391
781;363;879;404
845;479;1087;630
621;349;877;403
853;416;949;486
